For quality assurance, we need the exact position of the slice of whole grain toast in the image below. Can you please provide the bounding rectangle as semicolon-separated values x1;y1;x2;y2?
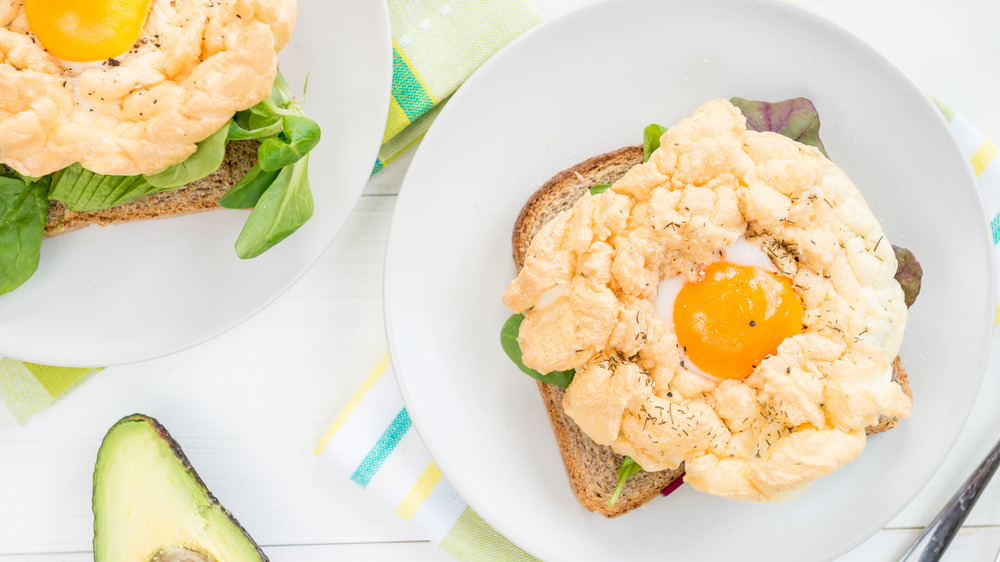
43;139;259;238
511;145;911;517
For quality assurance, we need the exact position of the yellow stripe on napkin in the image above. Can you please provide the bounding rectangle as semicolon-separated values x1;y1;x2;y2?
971;138;999;176
315;352;391;455
397;461;444;520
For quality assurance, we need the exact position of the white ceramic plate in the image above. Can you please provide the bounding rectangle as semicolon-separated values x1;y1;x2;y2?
385;0;995;560
0;0;391;367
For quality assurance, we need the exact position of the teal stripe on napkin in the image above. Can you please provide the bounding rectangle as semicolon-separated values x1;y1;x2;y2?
352;408;413;487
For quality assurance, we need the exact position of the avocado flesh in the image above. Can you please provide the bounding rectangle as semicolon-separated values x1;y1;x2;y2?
93;415;267;562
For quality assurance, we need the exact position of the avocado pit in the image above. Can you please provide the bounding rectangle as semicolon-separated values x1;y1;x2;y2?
150;546;215;562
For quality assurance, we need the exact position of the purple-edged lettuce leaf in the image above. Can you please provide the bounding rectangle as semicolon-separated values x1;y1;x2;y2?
893;245;923;308
661;475;685;497
730;97;828;157
727;98;921;306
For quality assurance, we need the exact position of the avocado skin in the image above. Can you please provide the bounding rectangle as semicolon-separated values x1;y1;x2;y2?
93;414;269;562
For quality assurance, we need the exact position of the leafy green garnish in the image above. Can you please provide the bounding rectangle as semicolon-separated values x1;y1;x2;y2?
49;122;231;211
608;456;643;506
586;124;664;196
0;73;322;299
893;245;923;308
217;165;280;209
0;175;49;295
0;165;43;186
225;72;319;259
257;115;321;172
229;108;285;140
42;73;319;260
500;314;575;387
589;183;611;195
234;154;314;259
228;119;283;141
144;125;230;189
642;124;668;163
729;97;828;157
48;165;165;212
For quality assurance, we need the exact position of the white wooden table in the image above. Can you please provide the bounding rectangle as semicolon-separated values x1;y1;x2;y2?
3;0;1000;560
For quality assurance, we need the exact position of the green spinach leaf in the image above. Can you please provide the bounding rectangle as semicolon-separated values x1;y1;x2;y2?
228;117;283;141
144;125;230;189
643;124;668;162
49;165;164;212
233;100;284;139
217;163;280;209
231;71;296;139
589;183;611;195
234;155;314;259
247;105;281;131
589;123;664;196
608;456;643;506
226;72;320;258
257;115;321;172
500;314;575;387
0;176;49;296
0;165;43;186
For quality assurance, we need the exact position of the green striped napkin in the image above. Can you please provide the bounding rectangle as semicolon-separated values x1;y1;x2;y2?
375;0;542;172
0;361;100;424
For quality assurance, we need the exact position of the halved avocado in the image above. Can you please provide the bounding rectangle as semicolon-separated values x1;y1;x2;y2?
93;414;268;562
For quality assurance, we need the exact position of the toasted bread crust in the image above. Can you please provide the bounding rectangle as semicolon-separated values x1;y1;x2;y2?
868;356;911;435
43;139;259;238
512;146;644;271
512;145;910;517
537;381;685;517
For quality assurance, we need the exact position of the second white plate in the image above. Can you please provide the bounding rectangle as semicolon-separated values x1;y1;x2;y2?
385;0;994;560
0;0;392;367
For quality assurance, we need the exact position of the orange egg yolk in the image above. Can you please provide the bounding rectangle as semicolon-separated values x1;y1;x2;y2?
24;0;153;63
673;262;803;380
